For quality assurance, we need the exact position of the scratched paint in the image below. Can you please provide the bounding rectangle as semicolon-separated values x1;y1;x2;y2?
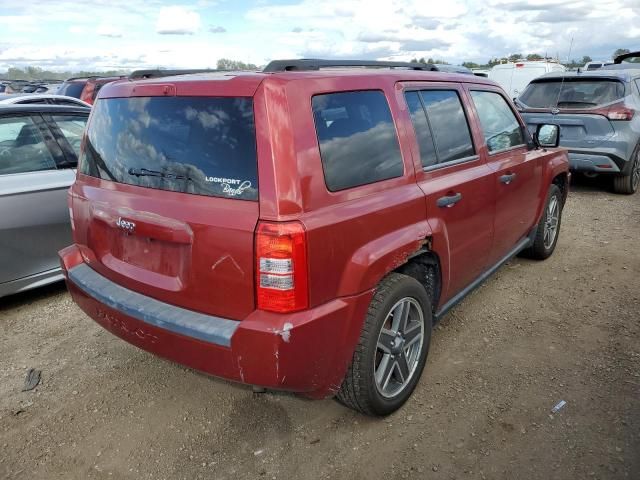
280;322;293;343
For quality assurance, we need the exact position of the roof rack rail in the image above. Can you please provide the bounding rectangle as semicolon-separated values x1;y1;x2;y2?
262;59;438;72
129;69;221;80
65;75;104;81
614;50;640;64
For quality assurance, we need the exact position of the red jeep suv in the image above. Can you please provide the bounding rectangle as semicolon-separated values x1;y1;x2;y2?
60;60;569;415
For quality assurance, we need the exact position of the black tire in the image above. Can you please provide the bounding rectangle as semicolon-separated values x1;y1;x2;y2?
522;184;563;260
336;273;432;416
612;143;640;195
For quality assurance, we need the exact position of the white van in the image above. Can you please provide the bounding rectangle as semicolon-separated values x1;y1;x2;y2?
489;61;566;98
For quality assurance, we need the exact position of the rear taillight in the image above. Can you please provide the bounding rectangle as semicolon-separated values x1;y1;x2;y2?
594;102;635;121
80;83;95;105
255;221;308;313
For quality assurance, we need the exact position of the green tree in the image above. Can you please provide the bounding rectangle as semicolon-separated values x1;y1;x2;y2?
216;58;258;70
462;61;480;69
508;53;522;62
581;55;592;64
613;48;630;59
526;53;543;61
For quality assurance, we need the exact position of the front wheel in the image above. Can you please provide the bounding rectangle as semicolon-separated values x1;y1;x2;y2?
522;184;563;260
336;273;432;416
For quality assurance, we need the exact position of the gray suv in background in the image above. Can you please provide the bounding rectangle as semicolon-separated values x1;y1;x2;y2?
517;68;640;194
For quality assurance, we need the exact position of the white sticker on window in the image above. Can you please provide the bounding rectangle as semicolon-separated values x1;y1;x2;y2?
205;176;252;197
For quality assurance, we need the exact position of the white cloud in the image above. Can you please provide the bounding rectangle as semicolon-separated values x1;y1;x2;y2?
0;0;639;71
97;24;123;38
155;6;201;35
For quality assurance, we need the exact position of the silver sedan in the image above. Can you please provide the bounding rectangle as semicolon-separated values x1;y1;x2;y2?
0;104;90;297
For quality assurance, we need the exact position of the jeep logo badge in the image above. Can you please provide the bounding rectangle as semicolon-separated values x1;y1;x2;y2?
116;217;136;234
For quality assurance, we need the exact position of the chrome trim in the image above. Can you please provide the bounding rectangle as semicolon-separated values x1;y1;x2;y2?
423;155;480;172
487;143;527;156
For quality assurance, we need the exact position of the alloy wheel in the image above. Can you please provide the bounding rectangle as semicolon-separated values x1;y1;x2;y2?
632;154;640;192
543;195;560;249
374;297;425;399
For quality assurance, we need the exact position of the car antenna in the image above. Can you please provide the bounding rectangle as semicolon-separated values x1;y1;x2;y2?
554;37;573;110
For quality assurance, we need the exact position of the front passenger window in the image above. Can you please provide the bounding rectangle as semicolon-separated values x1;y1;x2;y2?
470;91;524;153
0;116;57;175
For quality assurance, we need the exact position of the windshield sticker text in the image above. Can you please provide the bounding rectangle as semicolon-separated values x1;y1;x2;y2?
205;177;252;197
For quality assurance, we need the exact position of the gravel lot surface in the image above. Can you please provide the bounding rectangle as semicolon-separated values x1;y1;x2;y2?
1;177;639;480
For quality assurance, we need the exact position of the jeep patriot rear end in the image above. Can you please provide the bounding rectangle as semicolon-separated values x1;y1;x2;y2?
60;60;570;415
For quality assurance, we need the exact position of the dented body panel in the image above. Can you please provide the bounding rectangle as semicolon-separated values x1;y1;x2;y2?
61;244;372;397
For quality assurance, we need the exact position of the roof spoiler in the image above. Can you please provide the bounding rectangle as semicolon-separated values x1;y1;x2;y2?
262;59;439;72
614;51;640;64
129;69;221;80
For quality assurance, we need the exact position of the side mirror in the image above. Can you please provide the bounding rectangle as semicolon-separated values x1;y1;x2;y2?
535;124;560;148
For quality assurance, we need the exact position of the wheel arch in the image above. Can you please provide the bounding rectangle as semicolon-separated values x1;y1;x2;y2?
394;246;442;323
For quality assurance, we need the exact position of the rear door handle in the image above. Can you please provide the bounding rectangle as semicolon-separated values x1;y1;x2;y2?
437;193;463;208
500;173;517;184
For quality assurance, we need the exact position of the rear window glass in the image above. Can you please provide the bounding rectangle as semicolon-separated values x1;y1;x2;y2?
312;90;403;191
419;90;475;163
519;79;625;108
80;97;258;200
404;91;437;168
58;82;85;98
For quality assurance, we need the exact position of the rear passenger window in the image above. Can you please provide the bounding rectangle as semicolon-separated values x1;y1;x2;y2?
404;91;437;168
470;91;524;153
0;116;57;175
419;90;475;164
51;115;88;159
312;90;403;191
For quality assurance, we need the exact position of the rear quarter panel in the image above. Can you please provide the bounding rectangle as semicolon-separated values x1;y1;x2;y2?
257;76;431;307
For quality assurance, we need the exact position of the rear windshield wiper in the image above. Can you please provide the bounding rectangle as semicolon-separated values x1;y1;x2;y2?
128;167;193;182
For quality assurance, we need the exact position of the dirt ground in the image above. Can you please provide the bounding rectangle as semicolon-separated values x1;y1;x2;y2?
1;176;639;480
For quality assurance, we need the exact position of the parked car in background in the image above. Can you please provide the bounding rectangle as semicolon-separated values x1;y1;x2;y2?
472;69;490;78
60;59;569;416
431;64;473;74
489;60;566;98
584;61;614;71
0;94;91;108
57;75;125;105
3;80;30;94
517;68;640;194
0;104;90;297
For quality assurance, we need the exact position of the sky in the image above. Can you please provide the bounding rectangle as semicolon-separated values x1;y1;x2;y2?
0;0;639;72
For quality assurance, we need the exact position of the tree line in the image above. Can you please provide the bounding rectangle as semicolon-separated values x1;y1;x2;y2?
0;59;259;81
1;50;636;80
415;48;638;70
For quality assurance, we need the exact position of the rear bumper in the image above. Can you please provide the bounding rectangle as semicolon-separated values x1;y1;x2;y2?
60;245;373;399
567;152;624;173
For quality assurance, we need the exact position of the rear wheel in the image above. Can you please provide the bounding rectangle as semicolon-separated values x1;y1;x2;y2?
522;184;563;260
337;273;432;416
612;144;640;195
